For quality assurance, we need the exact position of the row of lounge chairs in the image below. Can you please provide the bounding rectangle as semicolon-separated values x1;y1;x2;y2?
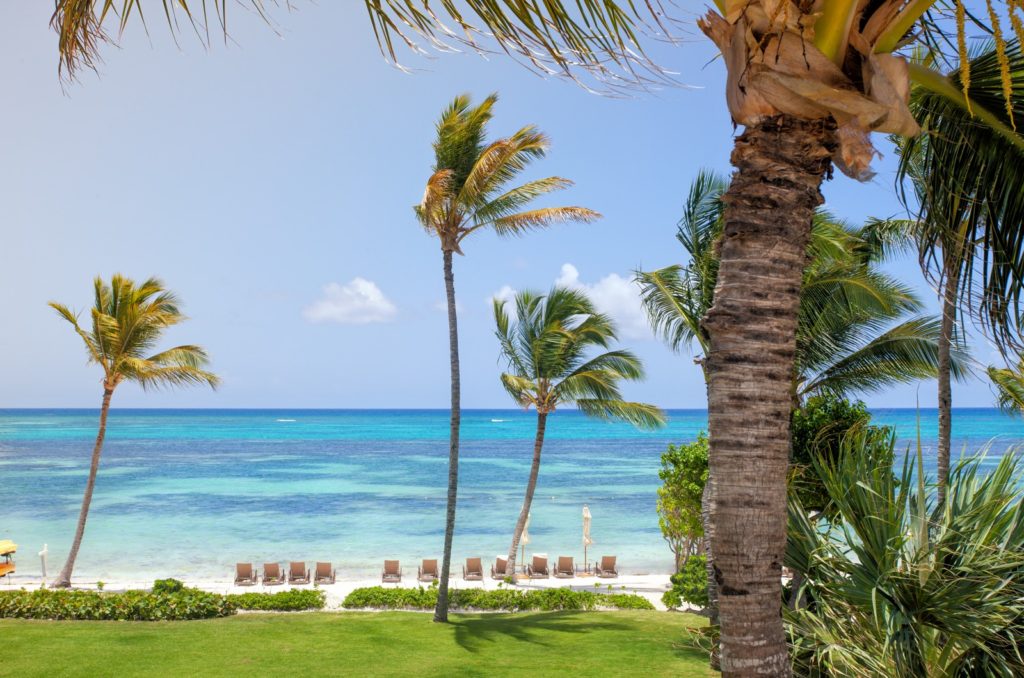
234;556;620;586
234;561;335;586
382;555;619;583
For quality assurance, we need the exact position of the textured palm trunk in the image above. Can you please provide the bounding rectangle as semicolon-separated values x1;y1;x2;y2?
936;266;958;506
434;249;461;623
701;474;721;670
703;115;835;676
53;387;114;588
506;411;548;581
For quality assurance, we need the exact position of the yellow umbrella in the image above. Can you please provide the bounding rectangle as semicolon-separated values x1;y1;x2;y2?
583;505;593;572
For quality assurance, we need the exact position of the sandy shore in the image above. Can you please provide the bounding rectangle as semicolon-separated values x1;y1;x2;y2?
3;572;682;612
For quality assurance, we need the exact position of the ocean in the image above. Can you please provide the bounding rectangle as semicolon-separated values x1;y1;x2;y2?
1;408;1021;583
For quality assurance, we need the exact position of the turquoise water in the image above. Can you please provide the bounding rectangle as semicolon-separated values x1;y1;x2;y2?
1;408;1021;582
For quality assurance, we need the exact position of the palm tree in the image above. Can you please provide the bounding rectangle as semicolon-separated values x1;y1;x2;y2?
493;287;664;580
54;3;1024;671
416;95;599;622
895;44;1024;506
49;275;218;588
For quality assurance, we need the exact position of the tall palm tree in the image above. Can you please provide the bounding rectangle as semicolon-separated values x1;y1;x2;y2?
54;3;1024;672
49;275;218;588
417;95;599;622
895;44;1024;505
493;287;664;579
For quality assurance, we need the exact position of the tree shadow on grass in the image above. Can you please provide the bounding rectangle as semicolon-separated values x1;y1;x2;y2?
450;612;631;654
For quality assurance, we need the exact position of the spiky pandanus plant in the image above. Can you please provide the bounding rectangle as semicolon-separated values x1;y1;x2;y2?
51;2;1024;673
493;287;664;580
416;95;598;622
49;275;218;587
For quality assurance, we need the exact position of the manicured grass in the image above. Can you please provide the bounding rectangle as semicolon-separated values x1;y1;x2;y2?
0;610;712;677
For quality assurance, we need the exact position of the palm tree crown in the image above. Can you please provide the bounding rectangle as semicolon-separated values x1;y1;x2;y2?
416;94;599;254
51;274;219;392
494;287;663;428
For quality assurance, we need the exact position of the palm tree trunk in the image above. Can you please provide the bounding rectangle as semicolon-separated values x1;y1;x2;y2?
701;473;721;670
703;115;835;676
936;266;958;506
506;411;548;581
434;249;461;623
52;387;114;588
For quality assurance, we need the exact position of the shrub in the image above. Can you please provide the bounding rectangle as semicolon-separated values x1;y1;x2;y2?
0;588;234;621
341;586;652;611
657;434;708;571
662;555;708;610
152;578;184;594
227;589;325;611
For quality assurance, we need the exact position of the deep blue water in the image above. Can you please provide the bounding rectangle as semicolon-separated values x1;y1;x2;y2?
1;408;1020;582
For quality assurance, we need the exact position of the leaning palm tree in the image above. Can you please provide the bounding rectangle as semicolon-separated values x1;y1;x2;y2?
49;275;218;588
54;2;1024;672
494;287;664;580
416;95;598;622
895;44;1024;505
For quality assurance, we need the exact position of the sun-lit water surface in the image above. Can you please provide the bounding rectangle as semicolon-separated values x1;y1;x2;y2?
1;408;1021;582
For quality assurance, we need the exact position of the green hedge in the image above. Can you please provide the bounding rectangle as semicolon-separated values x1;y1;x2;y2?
0;588;234;621
342;586;654;611
662;555;709;610
227;589;325;611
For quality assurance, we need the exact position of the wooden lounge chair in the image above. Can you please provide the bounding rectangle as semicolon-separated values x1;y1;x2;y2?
595;555;618;578
491;557;509;580
527;555;550;579
382;560;402;584
314;561;336;585
418;558;439;583
262;562;285;586
234;562;258;586
554;556;576;578
288;561;310;585
462;557;483;581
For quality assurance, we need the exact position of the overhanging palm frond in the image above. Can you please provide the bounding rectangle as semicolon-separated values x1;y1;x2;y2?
636;266;705;355
486;207;600;238
988;361;1024;414
575;399;666;429
898;42;1024;353
800;317;971;397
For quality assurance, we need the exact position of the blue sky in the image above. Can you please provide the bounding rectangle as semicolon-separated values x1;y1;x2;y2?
0;4;1006;409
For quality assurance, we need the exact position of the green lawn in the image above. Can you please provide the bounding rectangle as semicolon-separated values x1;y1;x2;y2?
0;610;712;677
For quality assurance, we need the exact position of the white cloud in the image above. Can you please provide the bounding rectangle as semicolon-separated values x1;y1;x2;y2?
488;264;650;340
489;285;517;308
303;278;397;325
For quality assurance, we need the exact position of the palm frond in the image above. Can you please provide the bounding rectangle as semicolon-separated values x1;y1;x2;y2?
484;207;600;239
574;399;666;429
988;360;1024;414
635;266;706;355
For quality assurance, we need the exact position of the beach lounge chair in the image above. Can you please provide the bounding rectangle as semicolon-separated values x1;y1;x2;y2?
418;559;439;583
288;561;310;585
314;562;336;585
527;555;550;579
262;562;285;586
595;555;618;578
382;560;402;584
462;557;483;581
234;562;258;586
491;557;510;580
554;556;576;578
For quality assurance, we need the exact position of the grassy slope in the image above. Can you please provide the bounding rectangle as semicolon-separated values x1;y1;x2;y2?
0;610;712;677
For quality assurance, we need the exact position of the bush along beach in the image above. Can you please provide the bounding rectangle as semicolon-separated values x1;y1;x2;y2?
342;586;654;612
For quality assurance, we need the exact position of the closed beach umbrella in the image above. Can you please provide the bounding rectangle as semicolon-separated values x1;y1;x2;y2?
583;505;593;571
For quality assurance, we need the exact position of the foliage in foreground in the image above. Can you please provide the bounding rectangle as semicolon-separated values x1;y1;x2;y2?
786;432;1024;677
662;554;709;611
0;588;234;621
0;584;326;620
657;433;708;571
342;586;654;611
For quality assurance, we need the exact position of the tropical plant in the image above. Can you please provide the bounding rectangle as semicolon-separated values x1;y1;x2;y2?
657;433;708;572
895;43;1024;505
662;554;710;611
988;357;1024;415
55;2;1024;672
417;96;598;621
48;275;218;588
493;287;664;579
786;431;1024;677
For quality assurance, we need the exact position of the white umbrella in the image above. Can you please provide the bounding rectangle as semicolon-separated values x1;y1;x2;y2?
519;513;531;571
38;544;48;587
582;505;593;572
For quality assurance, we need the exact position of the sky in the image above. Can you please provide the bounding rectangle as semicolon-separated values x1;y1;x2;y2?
0;3;1008;409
